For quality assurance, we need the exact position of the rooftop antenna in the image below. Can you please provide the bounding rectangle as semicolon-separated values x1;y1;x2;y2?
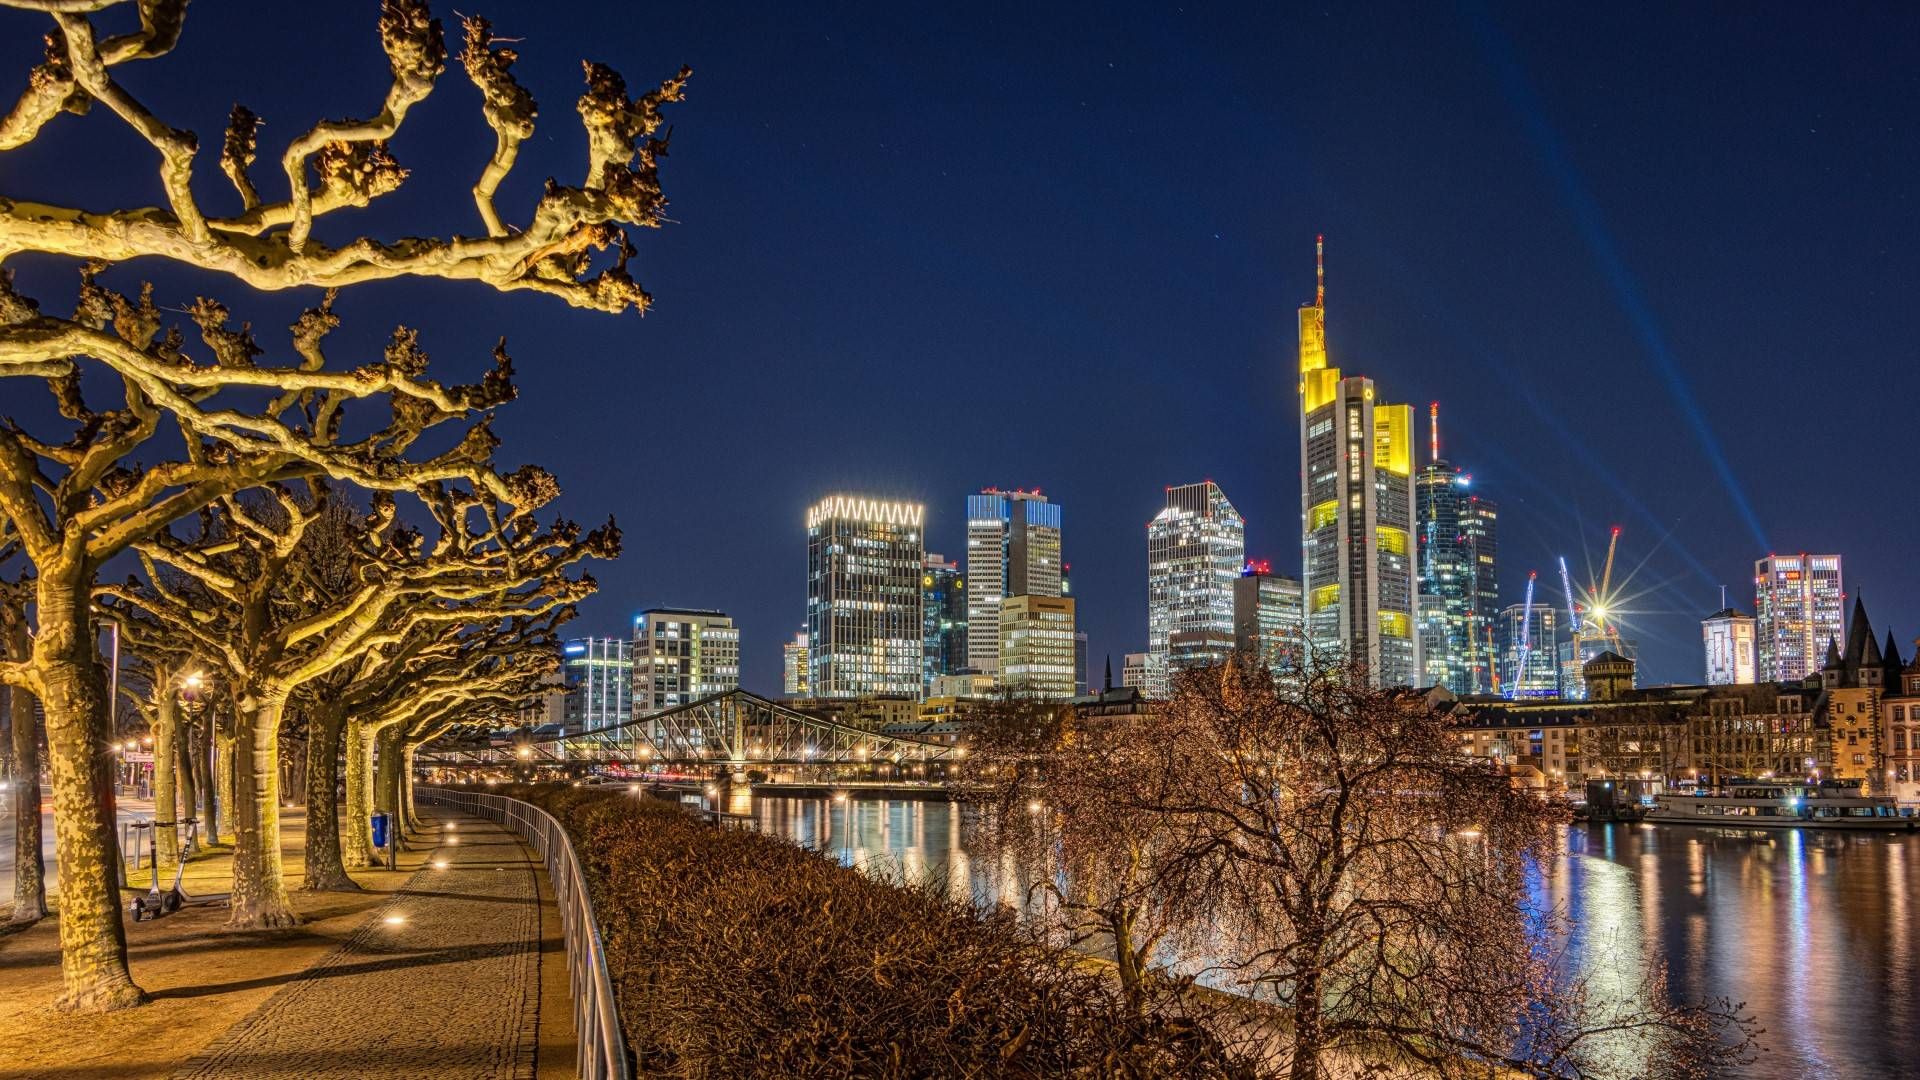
1315;234;1325;308
1429;401;1440;464
1720;584;1727;610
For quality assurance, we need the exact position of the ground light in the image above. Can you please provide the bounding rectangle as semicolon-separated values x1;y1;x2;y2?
384;914;407;926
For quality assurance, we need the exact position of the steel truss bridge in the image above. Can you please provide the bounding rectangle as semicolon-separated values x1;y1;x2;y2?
420;688;959;772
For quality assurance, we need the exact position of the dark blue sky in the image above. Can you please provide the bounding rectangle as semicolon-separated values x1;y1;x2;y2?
5;2;1917;690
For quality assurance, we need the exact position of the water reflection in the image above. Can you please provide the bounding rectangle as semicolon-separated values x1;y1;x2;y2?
752;798;1920;1079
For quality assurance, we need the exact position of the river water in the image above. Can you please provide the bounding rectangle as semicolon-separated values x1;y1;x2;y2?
745;795;1920;1079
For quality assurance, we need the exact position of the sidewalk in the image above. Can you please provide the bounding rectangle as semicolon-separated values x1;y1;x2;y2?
0;807;575;1080
172;809;548;1079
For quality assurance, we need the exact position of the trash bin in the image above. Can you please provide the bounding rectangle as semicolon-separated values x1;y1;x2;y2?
370;812;390;851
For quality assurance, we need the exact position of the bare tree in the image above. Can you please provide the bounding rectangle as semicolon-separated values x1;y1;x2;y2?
0;1;687;313
0;0;684;1009
1139;657;1758;1079
102;484;610;926
965;697;1228;1021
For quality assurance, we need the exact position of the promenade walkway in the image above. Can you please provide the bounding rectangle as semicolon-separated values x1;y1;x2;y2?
170;809;550;1080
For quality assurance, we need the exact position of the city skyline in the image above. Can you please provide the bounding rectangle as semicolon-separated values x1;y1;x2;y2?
11;4;1913;694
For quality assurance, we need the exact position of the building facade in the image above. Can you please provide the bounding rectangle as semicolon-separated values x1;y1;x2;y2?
1146;480;1245;697
1121;652;1148;690
782;629;809;696
1450;653;1825;794
1000;594;1078;700
1755;553;1844;682
921;553;967;692
1702;608;1758;686
1233;565;1303;678
1818;597;1901;793
1496;602;1561;698
964;490;1063;678
632;610;740;715
561;637;632;733
806;495;926;698
1298;238;1419;686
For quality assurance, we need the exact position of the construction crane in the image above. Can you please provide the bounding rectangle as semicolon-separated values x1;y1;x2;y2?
1513;571;1537;698
1557;556;1581;635
1593;526;1621;635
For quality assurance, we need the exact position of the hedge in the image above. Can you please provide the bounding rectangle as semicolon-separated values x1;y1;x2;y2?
501;784;1250;1079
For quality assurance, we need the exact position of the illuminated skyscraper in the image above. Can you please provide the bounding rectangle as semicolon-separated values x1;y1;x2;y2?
806;495;926;698
1755;553;1844;682
561;637;631;733
965;490;1063;678
1702;608;1758;685
782;629;809;696
1414;404;1498;694
1146;481;1245;697
921;553;967;692
999;594;1077;700
1297;238;1420;685
1234;563;1304;678
632;610;740;714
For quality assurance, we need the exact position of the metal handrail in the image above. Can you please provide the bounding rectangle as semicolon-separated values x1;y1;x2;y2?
417;787;630;1080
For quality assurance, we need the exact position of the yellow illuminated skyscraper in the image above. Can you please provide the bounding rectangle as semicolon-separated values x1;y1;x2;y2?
1296;239;1421;686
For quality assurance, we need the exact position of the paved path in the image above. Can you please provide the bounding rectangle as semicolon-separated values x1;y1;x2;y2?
171;809;544;1079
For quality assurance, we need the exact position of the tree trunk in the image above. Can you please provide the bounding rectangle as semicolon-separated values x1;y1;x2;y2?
214;729;234;844
175;715;200;855
1289;966;1324;1080
151;692;178;865
401;744;418;830
9;683;47;923
374;726;406;853
302;707;356;891
227;697;298;928
343;718;373;869
34;574;146;1012
191;714;216;847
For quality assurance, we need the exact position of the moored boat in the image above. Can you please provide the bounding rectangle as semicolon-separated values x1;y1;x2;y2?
1644;781;1918;831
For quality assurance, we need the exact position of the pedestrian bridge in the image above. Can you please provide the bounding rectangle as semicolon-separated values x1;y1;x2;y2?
421;688;959;769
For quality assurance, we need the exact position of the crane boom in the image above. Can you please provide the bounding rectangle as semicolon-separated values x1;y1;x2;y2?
1514;571;1537;696
1558;556;1581;634
1598;527;1621;617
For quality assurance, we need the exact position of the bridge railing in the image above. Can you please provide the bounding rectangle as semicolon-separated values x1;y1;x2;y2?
416;787;629;1080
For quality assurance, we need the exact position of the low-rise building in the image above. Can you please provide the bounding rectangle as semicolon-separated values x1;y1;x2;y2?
1449;651;1827;793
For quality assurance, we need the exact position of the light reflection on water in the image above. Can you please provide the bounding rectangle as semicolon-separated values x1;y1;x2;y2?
751;798;1919;1078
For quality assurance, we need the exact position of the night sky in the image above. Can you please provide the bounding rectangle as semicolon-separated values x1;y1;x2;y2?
4;3;1917;691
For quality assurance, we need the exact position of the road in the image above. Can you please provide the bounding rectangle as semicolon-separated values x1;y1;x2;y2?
0;784;160;898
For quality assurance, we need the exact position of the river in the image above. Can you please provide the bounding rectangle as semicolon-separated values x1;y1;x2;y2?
743;794;1920;1079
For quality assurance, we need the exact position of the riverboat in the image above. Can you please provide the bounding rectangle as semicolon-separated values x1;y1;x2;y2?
1643;781;1918;831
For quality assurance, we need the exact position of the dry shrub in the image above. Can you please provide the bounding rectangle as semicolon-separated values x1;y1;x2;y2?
509;785;1254;1079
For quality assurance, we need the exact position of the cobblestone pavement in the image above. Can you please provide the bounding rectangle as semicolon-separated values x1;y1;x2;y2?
172;811;543;1079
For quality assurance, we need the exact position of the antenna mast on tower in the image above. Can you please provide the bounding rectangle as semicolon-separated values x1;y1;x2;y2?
1429;401;1440;464
1315;234;1325;308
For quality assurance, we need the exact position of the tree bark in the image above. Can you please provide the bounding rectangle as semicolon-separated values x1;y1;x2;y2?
227;696;298;928
175;714;200;855
374;726;406;853
1289;964;1324;1080
343;718;373;869
302;706;356;890
34;574;146;1011
214;728;234;845
401;744;418;830
151;692;178;865
9;683;47;923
